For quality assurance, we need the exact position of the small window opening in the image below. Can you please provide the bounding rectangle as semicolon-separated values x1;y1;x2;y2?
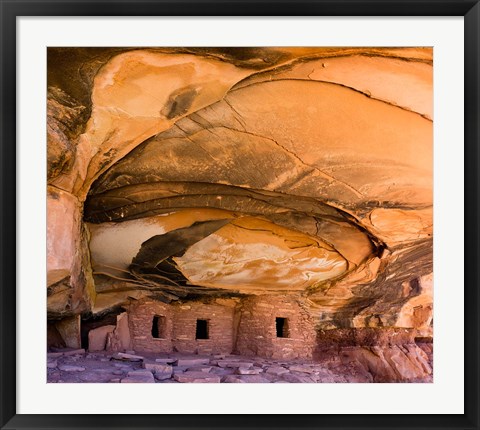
276;317;289;338
195;319;209;339
151;315;167;339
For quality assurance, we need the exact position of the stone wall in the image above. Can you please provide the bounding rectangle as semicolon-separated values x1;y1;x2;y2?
128;300;174;353
315;327;416;351
127;296;316;358
235;295;317;360
96;297;425;362
127;299;236;354
173;301;235;354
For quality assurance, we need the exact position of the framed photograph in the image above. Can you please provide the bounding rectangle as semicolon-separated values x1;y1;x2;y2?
1;1;479;429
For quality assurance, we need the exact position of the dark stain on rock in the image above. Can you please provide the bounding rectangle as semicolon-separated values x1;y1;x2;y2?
409;277;421;296
97;148;119;171
176;47;291;69
330;238;433;328
47;86;87;182
47;276;71;296
161;86;198;119
103;148;117;159
48;151;70;182
49;189;60;200
131;219;231;270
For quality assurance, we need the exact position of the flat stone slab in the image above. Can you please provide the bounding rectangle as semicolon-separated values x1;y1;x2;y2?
48;349;86;357
58;365;85;372
143;362;172;374
266;366;289;375
175;358;210;367
241;375;271;383
121;370;155;383
288;365;316;374
47;352;64;359
173;371;221;383
79;372;112;382
314;375;337;383
217;361;254;368
282;373;315;383
112;352;144;362
209;367;235;376
47;360;58;369
155;372;173;381
186;366;212;373
128;370;153;376
236;367;263;375
222;375;245;383
224;374;270;383
92;368;115;373
62;349;86;356
121;375;155;383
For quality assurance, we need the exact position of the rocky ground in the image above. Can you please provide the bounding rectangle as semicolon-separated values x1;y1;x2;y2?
47;345;433;384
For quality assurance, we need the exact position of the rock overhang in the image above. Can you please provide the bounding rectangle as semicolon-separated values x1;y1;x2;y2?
47;47;433;332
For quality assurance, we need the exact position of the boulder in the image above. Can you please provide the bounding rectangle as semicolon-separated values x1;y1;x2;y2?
143;362;172;374
154;372;173;381
265;366;289;375
88;325;115;352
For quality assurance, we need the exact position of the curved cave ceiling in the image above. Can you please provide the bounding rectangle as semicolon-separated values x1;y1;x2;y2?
48;47;433;326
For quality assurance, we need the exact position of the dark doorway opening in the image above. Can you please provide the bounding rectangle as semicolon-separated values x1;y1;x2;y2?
276;317;289;338
151;315;167;339
195;319;209;339
47;321;66;350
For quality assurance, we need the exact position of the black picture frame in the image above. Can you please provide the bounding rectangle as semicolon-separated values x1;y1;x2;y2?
1;1;479;429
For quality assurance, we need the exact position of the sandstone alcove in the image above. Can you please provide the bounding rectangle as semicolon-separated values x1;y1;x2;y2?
47;47;433;383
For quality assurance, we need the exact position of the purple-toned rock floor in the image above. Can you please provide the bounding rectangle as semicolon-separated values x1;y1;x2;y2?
46;349;352;383
47;346;432;383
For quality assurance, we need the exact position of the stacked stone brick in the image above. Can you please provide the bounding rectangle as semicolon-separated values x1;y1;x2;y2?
235;295;316;359
125;295;316;359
